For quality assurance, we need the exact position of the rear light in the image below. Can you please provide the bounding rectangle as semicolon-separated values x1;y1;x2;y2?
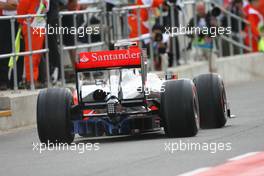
107;97;119;117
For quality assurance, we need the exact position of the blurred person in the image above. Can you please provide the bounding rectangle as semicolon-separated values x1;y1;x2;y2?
244;0;263;52
187;2;216;61
224;0;232;7
128;0;164;71
128;0;164;42
160;1;181;67
222;0;245;56
0;0;24;90
0;0;16;90
17;0;46;87
224;0;245;32
78;13;101;45
243;0;251;16
0;0;16;10
152;24;170;71
47;0;60;84
60;0;79;71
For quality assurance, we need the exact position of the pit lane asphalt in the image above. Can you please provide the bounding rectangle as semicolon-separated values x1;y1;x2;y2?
0;80;264;176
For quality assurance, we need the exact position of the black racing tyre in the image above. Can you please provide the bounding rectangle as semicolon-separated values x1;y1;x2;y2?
193;73;227;129
37;88;74;144
161;79;199;137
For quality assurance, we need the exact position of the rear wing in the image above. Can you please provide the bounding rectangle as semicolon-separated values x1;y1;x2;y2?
74;46;148;105
75;46;142;71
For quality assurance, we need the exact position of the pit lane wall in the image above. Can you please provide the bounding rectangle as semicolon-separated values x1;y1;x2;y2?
161;53;264;84
0;91;39;131
0;53;264;131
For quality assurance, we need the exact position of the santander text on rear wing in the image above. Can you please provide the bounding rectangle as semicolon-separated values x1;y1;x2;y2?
76;47;142;71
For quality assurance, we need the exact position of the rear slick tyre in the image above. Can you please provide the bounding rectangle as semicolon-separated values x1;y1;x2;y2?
37;88;74;144
193;74;227;129
161;79;199;138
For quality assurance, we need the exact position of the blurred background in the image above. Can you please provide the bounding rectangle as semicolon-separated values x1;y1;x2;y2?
0;0;264;90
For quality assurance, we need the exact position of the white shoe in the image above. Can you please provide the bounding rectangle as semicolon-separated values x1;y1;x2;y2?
51;67;59;84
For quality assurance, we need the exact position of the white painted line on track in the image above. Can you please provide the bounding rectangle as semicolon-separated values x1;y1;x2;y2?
228;152;260;161
178;151;262;176
178;167;211;176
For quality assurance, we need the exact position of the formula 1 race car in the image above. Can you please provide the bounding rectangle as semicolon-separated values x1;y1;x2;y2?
36;42;231;144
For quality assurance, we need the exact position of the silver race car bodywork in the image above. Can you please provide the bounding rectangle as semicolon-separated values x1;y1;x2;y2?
81;70;164;102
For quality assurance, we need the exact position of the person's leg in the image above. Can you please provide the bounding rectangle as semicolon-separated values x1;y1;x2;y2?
46;1;60;83
0;58;9;89
175;37;180;65
161;53;169;71
169;37;180;66
202;49;209;61
168;52;173;67
32;32;45;81
191;47;195;61
168;38;173;67
24;29;44;83
24;36;31;83
24;56;30;82
32;54;41;81
18;27;25;84
62;15;76;71
221;38;230;57
197;48;203;61
48;19;60;68
25;51;43;83
23;28;35;84
47;19;61;83
0;19;12;89
69;49;76;70
47;23;60;69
